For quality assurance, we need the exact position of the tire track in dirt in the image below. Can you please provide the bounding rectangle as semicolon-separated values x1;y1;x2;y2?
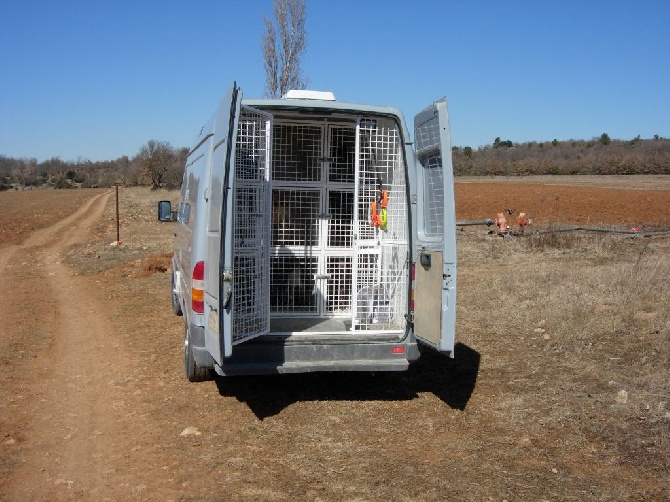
0;192;110;276
0;192;146;500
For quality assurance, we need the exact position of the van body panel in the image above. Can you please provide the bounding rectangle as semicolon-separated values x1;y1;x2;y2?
175;115;216;337
188;323;211;367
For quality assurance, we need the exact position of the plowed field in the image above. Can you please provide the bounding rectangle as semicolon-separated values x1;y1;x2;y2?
456;175;670;227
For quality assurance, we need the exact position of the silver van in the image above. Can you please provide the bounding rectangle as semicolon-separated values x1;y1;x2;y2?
160;83;457;381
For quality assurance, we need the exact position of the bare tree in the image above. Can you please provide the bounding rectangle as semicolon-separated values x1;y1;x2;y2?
136;140;174;189
262;0;308;98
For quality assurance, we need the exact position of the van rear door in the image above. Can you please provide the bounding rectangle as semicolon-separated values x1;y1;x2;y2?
412;98;457;354
204;83;273;365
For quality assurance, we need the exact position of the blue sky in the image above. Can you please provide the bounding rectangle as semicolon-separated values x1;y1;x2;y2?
1;0;669;162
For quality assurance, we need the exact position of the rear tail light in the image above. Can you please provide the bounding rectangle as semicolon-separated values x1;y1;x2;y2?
192;261;205;313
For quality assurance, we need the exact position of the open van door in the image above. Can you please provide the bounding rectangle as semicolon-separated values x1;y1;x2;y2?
203;83;241;365
412;98;457;354
204;83;273;365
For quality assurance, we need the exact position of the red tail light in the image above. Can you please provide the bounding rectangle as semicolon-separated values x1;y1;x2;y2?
192;261;205;313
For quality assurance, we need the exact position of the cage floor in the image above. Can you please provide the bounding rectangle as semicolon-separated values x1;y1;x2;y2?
270;317;352;333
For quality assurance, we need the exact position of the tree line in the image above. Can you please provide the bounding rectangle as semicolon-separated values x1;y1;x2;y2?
453;135;670;176
3;134;670;192
0;140;188;191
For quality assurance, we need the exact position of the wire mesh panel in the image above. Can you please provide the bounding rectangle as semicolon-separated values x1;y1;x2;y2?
355;119;406;242
271;189;321;247
353;246;407;329
422;157;444;237
264;115;408;329
327;190;354;248
356;125;380;242
233;251;268;342
326;256;352;314
272;123;323;182
236;119;267;180
354;250;380;287
378;243;409;328
235;186;265;247
232;106;271;344
353;250;381;328
414;115;445;237
270;255;318;314
383;125;409;244
352;117;408;331
328;126;356;183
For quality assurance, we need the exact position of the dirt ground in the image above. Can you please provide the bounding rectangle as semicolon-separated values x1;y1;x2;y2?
455;175;670;227
0;177;668;501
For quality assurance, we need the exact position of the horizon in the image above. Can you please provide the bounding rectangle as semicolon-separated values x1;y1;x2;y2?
2;133;669;166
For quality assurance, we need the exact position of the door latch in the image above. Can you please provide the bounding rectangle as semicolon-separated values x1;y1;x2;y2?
222;269;233;307
419;253;431;268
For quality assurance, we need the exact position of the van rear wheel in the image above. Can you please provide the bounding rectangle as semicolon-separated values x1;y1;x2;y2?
184;325;212;382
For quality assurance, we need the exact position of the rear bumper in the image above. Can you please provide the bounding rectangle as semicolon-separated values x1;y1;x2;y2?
189;323;421;376
215;336;420;376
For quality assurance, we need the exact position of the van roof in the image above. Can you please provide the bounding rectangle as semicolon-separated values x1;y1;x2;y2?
242;97;408;129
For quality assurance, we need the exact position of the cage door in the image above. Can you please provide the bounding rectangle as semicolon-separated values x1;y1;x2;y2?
231;105;273;346
350;117;409;331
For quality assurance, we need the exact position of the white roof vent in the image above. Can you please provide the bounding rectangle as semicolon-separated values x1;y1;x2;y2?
282;89;336;101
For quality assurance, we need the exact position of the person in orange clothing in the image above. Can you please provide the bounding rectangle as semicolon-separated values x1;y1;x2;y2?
516;212;530;235
494;212;507;235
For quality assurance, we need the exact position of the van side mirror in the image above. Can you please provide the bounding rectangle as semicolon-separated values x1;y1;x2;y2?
158;200;175;222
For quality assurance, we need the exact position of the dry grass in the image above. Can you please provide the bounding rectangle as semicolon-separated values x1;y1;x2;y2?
64;187;179;276
458;227;669;477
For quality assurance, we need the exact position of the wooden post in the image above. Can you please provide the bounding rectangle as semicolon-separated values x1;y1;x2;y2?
116;185;120;244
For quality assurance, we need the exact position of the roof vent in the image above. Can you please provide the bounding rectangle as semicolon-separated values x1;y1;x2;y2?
282;89;336;101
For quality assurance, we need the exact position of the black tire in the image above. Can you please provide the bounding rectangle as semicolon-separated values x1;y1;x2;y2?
171;272;183;316
184;325;212;382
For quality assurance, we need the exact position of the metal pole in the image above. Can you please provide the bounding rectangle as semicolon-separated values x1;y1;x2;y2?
116;185;120;244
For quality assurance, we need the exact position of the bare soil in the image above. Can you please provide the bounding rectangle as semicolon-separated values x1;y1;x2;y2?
0;178;668;501
456;175;670;227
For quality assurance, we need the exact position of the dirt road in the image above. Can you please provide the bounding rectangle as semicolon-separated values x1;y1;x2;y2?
0;192;156;500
